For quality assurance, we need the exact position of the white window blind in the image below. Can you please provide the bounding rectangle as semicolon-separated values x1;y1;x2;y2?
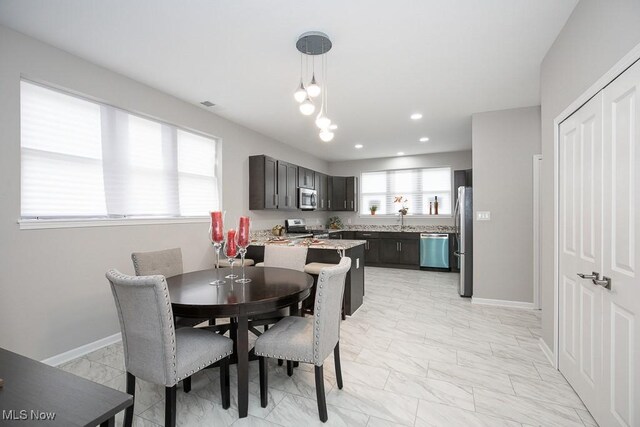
20;81;220;220
360;167;452;216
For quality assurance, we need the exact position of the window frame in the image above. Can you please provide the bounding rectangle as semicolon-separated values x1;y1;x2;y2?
18;79;223;230
358;166;453;218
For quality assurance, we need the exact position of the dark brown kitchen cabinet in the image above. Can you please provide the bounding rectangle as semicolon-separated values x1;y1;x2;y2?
449;233;460;272
378;233;420;266
346;176;358;211
278;161;298;210
249;155;279;210
328;176;345;211
298;167;315;189
453;169;472;206
328;176;358;211
328;231;355;240
379;239;401;264
356;232;380;265
315;172;328;211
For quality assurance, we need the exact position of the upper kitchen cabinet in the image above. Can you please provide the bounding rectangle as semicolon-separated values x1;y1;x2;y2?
249;155;297;210
328;176;358;211
298;167;315;189
453;169;472;206
315;172;328;211
278;160;298;210
249;155;278;210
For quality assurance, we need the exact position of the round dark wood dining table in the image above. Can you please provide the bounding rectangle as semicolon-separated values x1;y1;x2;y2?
166;266;313;418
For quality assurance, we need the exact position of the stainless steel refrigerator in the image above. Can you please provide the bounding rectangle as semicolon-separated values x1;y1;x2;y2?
454;186;473;297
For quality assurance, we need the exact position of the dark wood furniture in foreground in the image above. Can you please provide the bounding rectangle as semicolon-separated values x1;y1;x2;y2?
0;347;132;427
166;267;313;419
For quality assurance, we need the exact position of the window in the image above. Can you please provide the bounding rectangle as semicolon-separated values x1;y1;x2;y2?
20;81;221;221
360;167;452;216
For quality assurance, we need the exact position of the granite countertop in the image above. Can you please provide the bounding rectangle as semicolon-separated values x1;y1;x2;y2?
319;224;457;233
249;235;365;250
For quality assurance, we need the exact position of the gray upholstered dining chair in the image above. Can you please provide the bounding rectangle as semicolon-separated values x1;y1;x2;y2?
254;257;351;423
255;244;308;270
131;248;211;328
252;245;311;371
251;245;309;335
106;270;233;427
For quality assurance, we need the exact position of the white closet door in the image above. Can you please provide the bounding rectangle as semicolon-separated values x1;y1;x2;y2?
558;92;603;413
601;59;640;427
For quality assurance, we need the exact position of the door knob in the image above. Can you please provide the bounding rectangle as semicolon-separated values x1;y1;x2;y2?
577;272;599;280
592;276;612;290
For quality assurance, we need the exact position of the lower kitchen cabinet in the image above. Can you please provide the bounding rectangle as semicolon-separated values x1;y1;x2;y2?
364;239;380;265
355;232;380;265
449;233;460;272
378;234;420;266
333;230;448;270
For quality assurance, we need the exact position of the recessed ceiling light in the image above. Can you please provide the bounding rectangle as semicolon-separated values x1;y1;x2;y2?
397;151;405;156
354;144;363;149
200;101;215;107
419;137;430;142
329;124;338;130
410;113;422;120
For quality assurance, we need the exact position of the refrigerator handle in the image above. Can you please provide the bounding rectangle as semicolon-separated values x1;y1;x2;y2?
454;193;461;248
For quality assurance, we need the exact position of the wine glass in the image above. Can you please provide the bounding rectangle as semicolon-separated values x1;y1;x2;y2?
224;229;239;279
235;216;252;284
209;211;226;285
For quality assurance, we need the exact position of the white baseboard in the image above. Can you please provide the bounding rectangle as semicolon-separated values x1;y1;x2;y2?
471;297;536;310
538;337;556;368
41;332;122;367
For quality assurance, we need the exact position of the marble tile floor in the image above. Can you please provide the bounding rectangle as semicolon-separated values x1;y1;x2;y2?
58;267;597;426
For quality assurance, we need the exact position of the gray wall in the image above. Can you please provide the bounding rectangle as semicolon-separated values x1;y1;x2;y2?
328;151;472;226
472;106;541;303
539;0;640;350
0;25;329;360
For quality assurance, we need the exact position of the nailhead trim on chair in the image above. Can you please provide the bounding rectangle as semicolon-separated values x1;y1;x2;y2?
175;350;233;382
254;349;313;364
313;276;325;364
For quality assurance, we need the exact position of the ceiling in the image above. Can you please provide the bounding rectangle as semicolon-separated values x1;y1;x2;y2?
0;0;577;161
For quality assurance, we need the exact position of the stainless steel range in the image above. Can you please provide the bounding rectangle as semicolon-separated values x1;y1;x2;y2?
284;219;329;239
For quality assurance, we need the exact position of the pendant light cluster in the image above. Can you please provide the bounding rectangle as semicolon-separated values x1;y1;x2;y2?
294;31;336;142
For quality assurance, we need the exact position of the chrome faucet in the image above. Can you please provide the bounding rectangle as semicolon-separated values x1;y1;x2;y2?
398;213;405;230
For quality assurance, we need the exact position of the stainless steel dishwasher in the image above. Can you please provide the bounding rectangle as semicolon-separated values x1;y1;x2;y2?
420;233;450;269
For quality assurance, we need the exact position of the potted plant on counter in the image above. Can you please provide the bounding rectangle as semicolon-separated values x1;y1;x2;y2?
327;216;344;230
369;205;378;215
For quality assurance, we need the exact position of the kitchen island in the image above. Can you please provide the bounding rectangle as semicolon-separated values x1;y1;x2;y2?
246;236;366;315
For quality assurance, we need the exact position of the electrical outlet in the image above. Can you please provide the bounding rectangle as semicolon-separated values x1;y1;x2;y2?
476;211;491;221
347;218;352;224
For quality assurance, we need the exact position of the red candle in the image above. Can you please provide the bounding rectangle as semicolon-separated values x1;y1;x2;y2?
226;229;237;257
210;211;224;243
237;216;251;247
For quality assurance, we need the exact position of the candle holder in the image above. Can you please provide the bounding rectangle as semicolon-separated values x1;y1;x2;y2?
210;241;226;285
225;249;238;279
235;247;251;284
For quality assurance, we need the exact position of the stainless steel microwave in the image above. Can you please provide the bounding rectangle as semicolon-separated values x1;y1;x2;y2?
298;188;317;210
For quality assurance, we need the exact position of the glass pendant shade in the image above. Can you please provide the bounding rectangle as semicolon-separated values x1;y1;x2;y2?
306;74;321;98
299;96;315;116
293;81;307;103
315;111;331;129
319;130;334;142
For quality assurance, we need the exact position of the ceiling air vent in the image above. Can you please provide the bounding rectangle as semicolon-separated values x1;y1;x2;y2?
200;101;215;107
